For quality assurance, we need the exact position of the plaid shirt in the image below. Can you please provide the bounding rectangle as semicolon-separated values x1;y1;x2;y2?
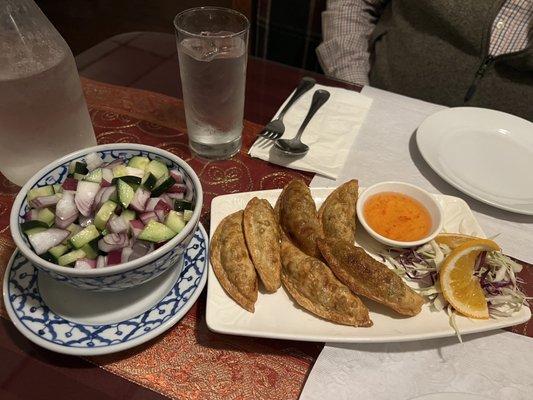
317;0;533;85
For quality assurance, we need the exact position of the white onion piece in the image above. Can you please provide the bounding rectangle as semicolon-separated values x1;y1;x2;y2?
130;187;150;212
85;152;103;171
98;233;129;252
102;168;114;183
94;186;116;210
184;178;193;202
55;192;79;229
29;228;69;255
25;209;39;221
96;255;107;269
170;169;184;183
121;247;134;263
103;159;123;169
108;215;129;233
75;181;100;217
30;194;62;209
144;198;160;212
74;258;97;270
160;193;173;207
140;211;157;225
155;209;167;222
167;192;184;200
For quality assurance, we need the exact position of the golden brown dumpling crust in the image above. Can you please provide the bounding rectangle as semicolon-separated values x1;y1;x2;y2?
318;238;425;316
210;211;258;312
243;197;281;293
280;236;372;327
318;179;358;243
278;179;322;258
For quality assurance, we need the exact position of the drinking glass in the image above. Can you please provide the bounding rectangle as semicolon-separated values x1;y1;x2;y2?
174;7;249;160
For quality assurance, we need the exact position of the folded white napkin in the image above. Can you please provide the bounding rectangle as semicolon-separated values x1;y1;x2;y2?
248;83;372;180
300;331;533;400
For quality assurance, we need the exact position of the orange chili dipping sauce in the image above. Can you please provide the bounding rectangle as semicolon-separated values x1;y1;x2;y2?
363;191;432;242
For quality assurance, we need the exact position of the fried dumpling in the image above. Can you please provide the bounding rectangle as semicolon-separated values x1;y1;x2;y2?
318;238;425;316
276;179;322;258
243;197;281;293
210;211;258;312
280;235;372;327
318;179;358;244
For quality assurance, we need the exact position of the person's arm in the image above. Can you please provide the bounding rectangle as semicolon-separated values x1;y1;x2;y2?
317;0;387;85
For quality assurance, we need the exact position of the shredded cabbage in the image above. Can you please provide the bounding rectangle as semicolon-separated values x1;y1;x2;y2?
380;240;530;318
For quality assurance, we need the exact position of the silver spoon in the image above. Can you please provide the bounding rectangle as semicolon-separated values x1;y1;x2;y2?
274;89;330;156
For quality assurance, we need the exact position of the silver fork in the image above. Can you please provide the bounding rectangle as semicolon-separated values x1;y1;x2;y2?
259;77;316;140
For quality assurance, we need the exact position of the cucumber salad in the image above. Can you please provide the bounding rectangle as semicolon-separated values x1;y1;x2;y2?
21;153;195;269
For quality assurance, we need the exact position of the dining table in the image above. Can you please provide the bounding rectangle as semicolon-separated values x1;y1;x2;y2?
0;32;530;400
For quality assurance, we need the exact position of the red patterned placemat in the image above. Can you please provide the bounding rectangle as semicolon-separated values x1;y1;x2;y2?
0;78;320;400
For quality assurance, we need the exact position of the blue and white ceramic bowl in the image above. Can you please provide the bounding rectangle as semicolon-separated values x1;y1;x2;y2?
10;144;203;292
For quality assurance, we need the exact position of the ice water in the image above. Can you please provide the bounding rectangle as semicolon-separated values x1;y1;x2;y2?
178;34;246;159
0;46;96;186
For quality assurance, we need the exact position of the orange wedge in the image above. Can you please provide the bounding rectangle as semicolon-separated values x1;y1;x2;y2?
435;233;484;250
439;238;500;319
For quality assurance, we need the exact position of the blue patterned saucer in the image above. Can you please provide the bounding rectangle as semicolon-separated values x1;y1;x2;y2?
3;224;208;356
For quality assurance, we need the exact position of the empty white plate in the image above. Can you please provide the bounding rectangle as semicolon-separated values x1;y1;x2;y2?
416;107;533;215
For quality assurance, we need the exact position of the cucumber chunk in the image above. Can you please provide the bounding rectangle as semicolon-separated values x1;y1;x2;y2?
142;173;157;190
183;209;193;222
147;159;169;180
151;176;176;197
69;161;88;175
117;179;135;208
94;200;118;230
58;249;86;266
53;184;63;194
49;244;69;259
128;156;150;171
165;211;186;234
121;209;136;222
21;220;49;234
69;224;100;249
112;175;142;185
138;220;176;243
37;208;55;226
84;168;103;183
174;200;193;212
81;240;99;259
41;252;56;263
27;186;54;202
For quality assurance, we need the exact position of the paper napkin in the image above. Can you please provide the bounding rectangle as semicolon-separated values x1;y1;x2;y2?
300;331;533;400
248;83;372;180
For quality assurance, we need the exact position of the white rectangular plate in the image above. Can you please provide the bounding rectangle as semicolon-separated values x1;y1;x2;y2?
206;188;531;343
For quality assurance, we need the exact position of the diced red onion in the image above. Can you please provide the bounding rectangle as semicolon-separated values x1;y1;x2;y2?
107;250;122;266
75;181;100;217
129;219;144;238
94;186;116;210
121;247;133;263
85;152;103;171
96;255;107;269
55;192;79;229
102;168;114;183
155;209;167;222
155;199;171;213
79;215;94;228
130;240;153;261
103;159;123;169
100;179;112;188
130;187;151;212
159;194;173;208
62;177;78;191
167;192;185;200
24;209;39;221
144;198;160;212
30;194;61;209
184;178;193;202
98;233;129;252
169;169;184;183
74;258;97;270
29;228;69;255
107;215;129;233
139;211;157;225
167;184;187;194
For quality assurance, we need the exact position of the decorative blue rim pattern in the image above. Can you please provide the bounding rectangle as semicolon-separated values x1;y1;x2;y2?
3;225;208;356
